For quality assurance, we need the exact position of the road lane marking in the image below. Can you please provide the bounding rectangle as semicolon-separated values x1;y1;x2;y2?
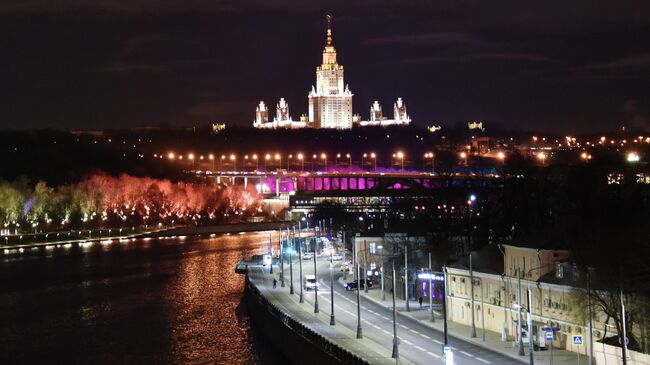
476;357;491;364
409;329;419;334
414;345;426;351
419;333;430;339
381;329;391;335
460;350;474;357
432;338;442;344
427;351;440;359
403;339;414;345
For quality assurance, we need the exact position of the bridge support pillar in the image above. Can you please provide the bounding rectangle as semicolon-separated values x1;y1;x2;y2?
244;177;248;189
276;178;280;197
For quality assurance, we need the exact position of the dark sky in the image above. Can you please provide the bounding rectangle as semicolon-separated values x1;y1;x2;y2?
1;1;649;133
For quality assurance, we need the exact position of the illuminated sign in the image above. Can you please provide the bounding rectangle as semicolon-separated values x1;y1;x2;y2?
417;272;445;281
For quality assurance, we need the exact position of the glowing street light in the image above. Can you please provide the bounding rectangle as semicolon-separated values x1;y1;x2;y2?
274;153;281;170
244;155;249;171
230;154;236;171
297;153;304;171
346;153;352;169
312;154;317;172
265;153;271;171
188;153;195;169
395;151;404;170
168;152;175;160
537;152;547;166
370;152;377;170
580;152;592;161
424;152;435;172
221;154;226;171
287;154;293;172
208;153;215;171
321;153;328;171
336;153;341;168
627;152;640;162
252;154;259;171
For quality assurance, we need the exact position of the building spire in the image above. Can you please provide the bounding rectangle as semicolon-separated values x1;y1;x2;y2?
326;14;333;46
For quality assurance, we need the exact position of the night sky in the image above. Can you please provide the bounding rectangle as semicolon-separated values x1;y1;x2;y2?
1;1;649;133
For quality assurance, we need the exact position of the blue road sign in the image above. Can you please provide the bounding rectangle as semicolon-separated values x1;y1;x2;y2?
573;335;583;345
546;331;554;341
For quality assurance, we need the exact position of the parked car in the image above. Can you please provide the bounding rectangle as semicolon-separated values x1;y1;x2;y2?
331;253;343;261
302;252;314;260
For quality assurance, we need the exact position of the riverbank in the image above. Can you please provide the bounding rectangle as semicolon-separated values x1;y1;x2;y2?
1;221;290;253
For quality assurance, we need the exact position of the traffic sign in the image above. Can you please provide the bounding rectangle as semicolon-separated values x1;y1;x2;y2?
442;344;451;354
573;335;583;346
546;331;554;341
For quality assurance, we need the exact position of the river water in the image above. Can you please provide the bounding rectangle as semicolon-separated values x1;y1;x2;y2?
0;232;286;364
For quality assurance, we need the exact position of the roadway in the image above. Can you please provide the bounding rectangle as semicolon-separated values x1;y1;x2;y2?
249;256;524;365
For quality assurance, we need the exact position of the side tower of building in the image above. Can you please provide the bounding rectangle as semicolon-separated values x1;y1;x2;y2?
275;97;291;122
308;15;353;129
370;101;383;122
253;101;269;127
393;97;411;125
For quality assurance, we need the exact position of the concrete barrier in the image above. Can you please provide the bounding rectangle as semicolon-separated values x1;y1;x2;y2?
244;274;371;365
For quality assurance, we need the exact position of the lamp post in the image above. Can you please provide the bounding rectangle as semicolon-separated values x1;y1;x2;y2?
269;232;273;274
209;154;215;171
364;240;369;294
274;153;281;170
244;155;249;172
392;263;399;359
404;243;410;312
280;227;285;287
298;226;304;303
220;155;225;171
397;151;404;170
321;153;327;171
312;154;316;172
297;153;304;172
362;153;367;170
230;154;236;172
371;152;377;170
188;153;195;169
470;252;477;337
356;262;363;339
329;252;335;325
289;228;294;295
253;154;258;171
287;154;292;172
313;237;319;313
347;153;352;169
460;151;468;167
265;153;271;172
336;153;340;169
429;252;435;322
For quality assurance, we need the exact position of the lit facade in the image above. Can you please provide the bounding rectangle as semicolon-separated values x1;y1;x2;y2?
308;15;353;129
359;97;411;126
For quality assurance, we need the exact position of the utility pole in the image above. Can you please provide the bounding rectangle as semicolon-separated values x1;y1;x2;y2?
587;270;593;365
404;244;410;312
470;252;477;337
528;288;534;365
392;263;399;359
289;229;294;295
518;268;525;356
364;240;369;294
298;235;304;303
481;279;485;341
313;237;319;313
269;232;273;274
621;288;628;365
381;245;386;301
356;262;363;339
280;237;285;287
330;252;335;325
429;252;435;322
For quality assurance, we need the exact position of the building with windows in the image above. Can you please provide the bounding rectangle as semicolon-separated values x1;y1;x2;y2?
253;15;411;129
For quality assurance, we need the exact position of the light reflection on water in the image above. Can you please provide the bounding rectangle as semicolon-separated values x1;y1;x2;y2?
0;232;285;364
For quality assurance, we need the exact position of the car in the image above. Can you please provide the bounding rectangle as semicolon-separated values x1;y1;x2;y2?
343;279;373;291
331;253;343;261
303;274;319;291
302;252;314;260
339;264;350;272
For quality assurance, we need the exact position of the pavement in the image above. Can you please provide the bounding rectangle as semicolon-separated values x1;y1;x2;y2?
249;256;559;365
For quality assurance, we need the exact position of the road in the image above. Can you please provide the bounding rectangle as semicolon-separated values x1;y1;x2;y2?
250;256;524;365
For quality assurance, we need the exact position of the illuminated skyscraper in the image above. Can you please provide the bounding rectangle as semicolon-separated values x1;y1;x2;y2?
254;101;268;125
308;15;353;129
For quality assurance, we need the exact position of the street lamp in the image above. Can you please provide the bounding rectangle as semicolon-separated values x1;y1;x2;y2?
424;152;435;172
252;154;258;171
287;154;293;172
321;153;327;171
297;153;304;172
220;155;226;171
356;262;363;339
188;153;195;169
396;151;404;170
244;155;249;171
230;154;236;171
313;237;319;313
537;151;547;166
392;263;399;359
265;153;271;171
346;153;351;169
275;153;281;169
329;251;336;325
336;153;341;169
209;154;215;171
371;152;377;170
362;153;367;169
312;154;317;172
460;151;468;167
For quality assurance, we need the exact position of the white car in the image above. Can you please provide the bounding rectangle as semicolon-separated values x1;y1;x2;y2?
302;252;314;260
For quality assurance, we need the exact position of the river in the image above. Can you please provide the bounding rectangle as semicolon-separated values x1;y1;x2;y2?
0;232;286;364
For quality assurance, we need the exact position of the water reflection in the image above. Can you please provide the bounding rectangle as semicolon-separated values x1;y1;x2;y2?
0;232;285;364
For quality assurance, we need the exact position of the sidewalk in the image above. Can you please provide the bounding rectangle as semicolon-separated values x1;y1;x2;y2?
358;283;584;365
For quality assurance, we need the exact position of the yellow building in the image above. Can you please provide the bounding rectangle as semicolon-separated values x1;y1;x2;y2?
446;243;608;356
